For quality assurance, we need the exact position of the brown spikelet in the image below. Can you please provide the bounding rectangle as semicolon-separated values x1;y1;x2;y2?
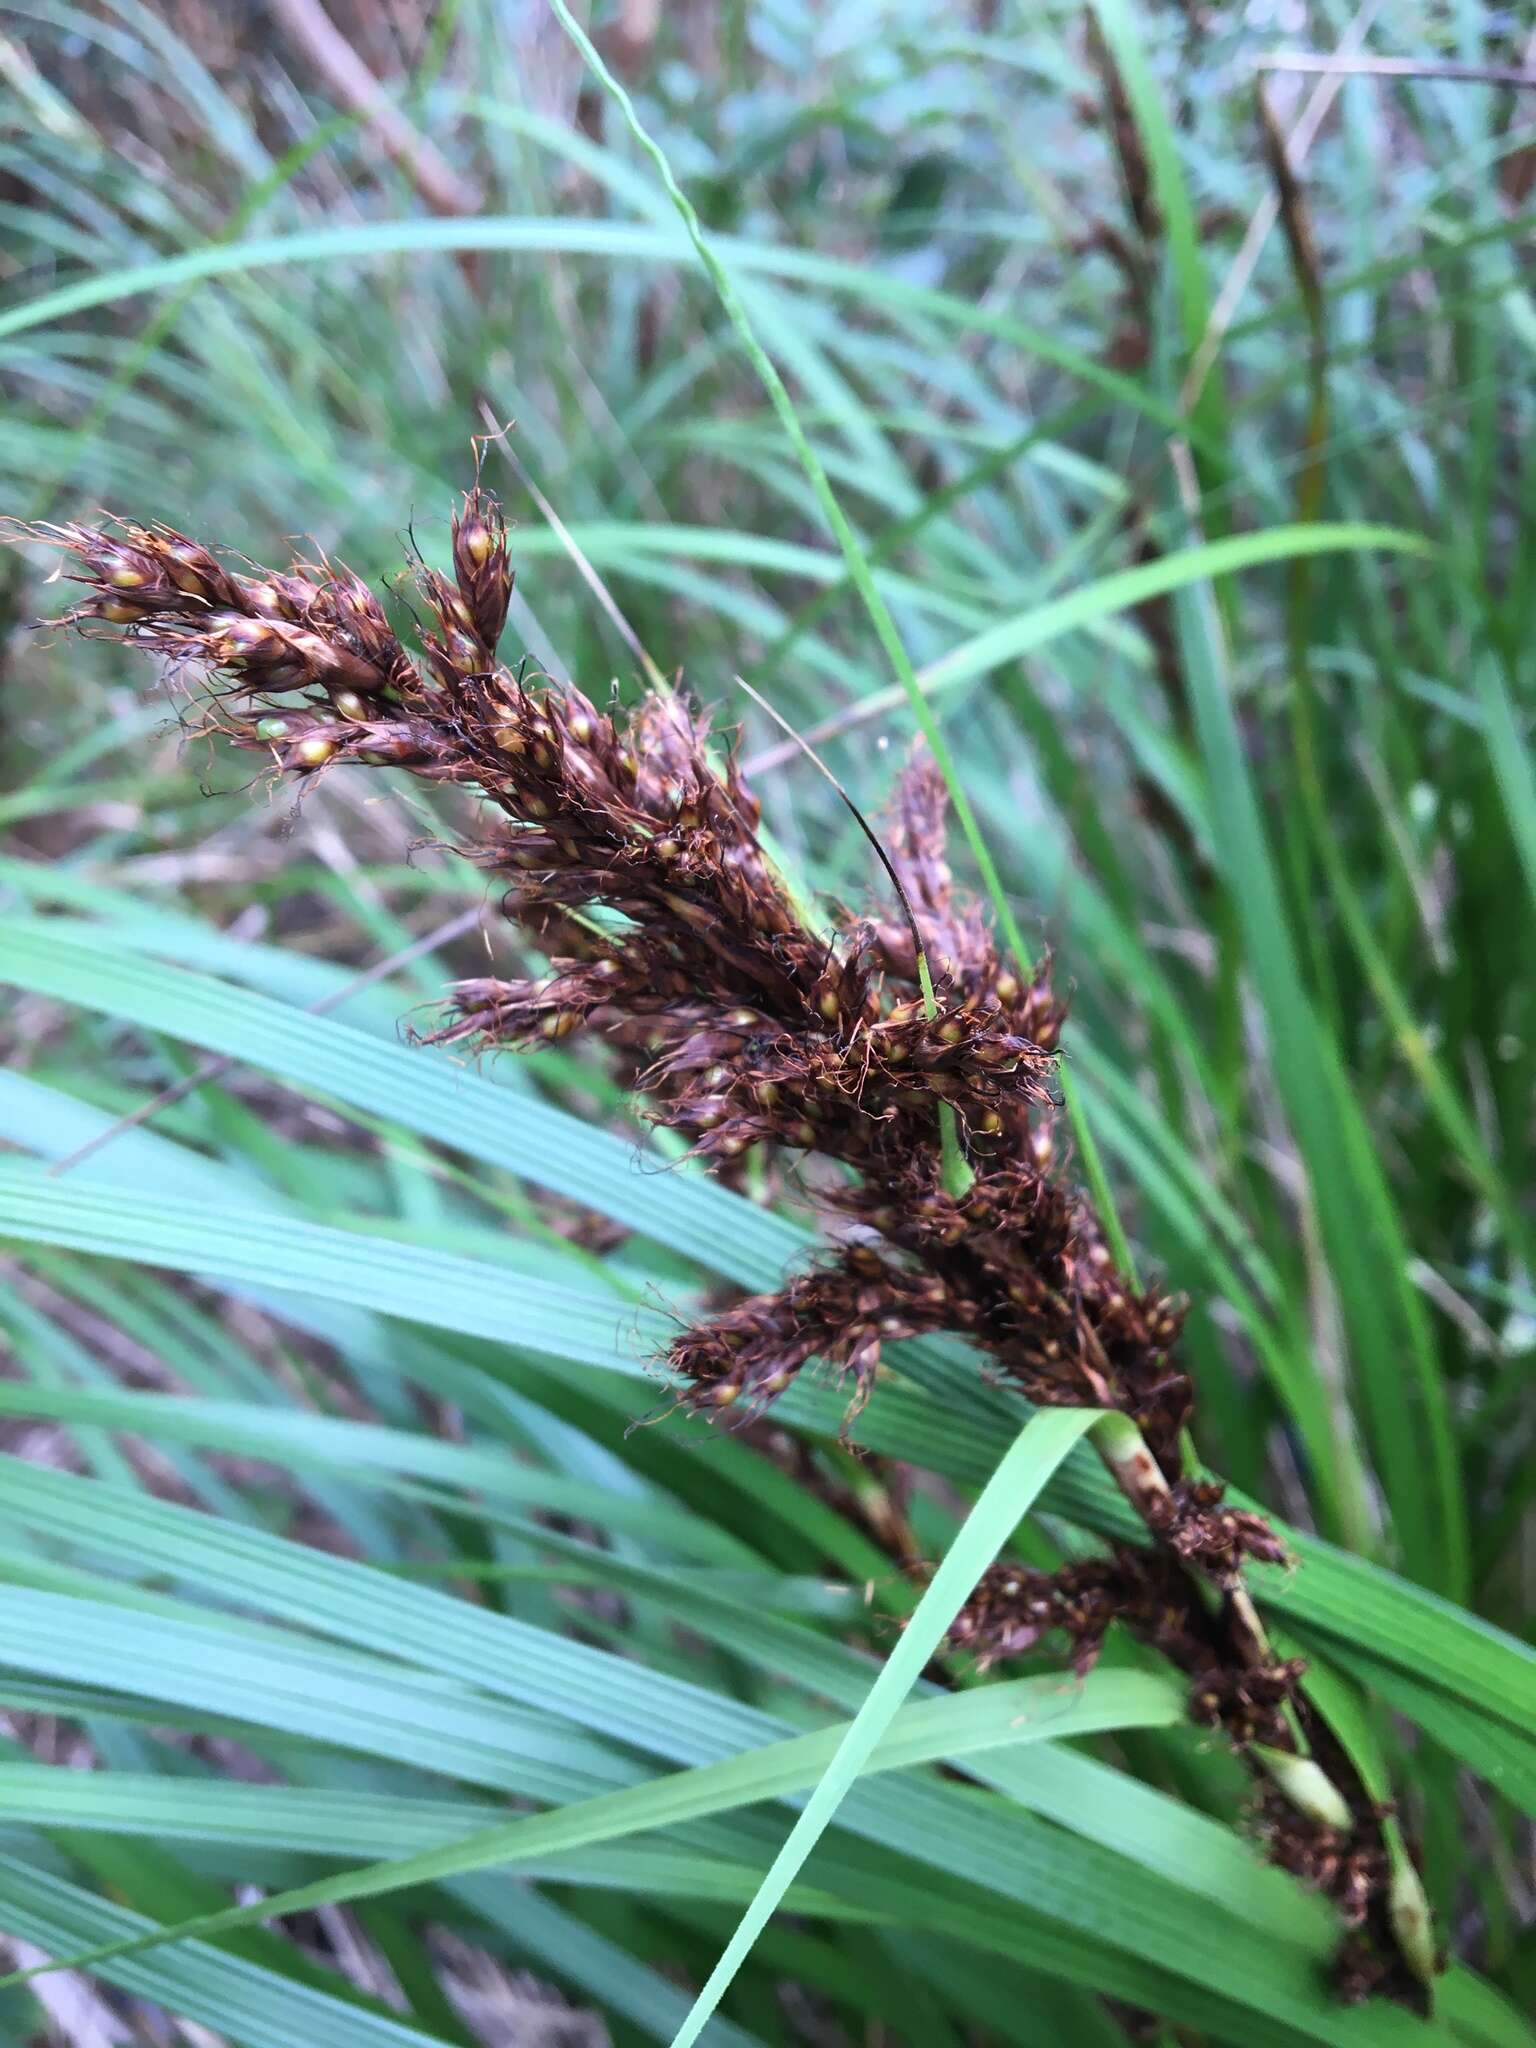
451;486;513;657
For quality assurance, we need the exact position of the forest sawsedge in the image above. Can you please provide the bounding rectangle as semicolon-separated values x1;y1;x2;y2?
17;482;1438;2010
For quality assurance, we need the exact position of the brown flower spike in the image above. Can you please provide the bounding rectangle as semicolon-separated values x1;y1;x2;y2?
15;486;1433;2009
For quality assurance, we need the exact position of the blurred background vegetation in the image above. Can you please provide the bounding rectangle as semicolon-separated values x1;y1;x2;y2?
0;1;1534;2044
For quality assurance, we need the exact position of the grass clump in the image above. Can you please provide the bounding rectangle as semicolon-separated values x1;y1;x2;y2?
0;4;1533;2045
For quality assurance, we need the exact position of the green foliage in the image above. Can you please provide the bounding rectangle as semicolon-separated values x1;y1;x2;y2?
1;2;1533;2043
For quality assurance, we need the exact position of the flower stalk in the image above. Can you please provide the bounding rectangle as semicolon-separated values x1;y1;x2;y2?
14;487;1435;2008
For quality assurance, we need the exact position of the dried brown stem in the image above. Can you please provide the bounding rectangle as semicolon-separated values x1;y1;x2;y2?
267;0;480;219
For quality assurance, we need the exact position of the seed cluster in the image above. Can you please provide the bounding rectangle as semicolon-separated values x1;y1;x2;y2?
1259;1785;1427;2007
950;1546;1304;1744
19;486;1421;2005
669;1248;954;1415
827;1154;1194;1464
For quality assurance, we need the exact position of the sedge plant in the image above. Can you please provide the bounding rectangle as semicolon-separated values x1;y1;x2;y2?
16;480;1441;2012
